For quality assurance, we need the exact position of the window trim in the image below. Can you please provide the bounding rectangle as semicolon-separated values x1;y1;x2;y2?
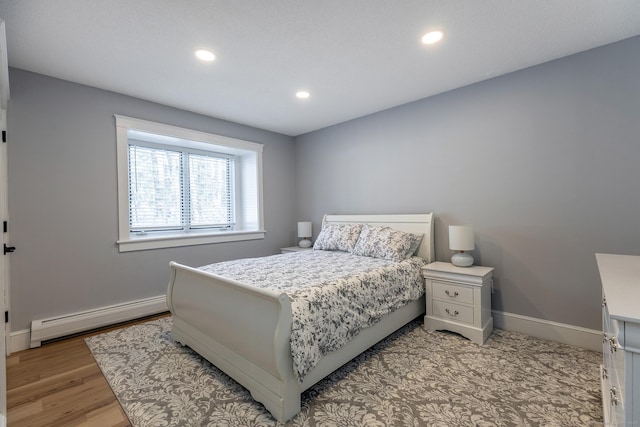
115;115;265;252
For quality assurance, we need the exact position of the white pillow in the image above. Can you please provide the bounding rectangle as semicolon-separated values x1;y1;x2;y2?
352;225;423;261
313;223;363;252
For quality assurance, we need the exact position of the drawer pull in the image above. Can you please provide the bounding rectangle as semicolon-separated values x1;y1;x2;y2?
445;290;459;298
610;387;619;406
445;308;459;317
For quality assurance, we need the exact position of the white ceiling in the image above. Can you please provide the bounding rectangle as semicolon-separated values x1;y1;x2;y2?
1;1;639;136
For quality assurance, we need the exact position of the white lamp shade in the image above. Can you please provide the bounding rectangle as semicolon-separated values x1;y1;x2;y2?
297;221;312;238
449;225;474;251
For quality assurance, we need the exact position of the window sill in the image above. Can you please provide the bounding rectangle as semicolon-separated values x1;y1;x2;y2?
117;229;266;252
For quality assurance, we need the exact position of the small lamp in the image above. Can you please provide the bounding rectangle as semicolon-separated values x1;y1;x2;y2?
297;222;312;248
449;225;474;267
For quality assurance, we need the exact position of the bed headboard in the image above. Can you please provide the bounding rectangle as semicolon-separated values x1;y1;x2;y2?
321;213;435;263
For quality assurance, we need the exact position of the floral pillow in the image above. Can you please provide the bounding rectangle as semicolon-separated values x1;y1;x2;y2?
313;223;363;252
352;224;423;262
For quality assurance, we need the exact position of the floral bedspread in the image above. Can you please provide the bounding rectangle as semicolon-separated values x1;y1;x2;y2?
198;250;426;381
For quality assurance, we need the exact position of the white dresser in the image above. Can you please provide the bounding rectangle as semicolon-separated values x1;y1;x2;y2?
596;253;640;426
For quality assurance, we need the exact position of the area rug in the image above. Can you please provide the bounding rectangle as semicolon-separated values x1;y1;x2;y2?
86;317;603;426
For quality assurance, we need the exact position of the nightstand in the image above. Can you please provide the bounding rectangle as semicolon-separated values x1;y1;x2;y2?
422;261;494;345
280;246;313;254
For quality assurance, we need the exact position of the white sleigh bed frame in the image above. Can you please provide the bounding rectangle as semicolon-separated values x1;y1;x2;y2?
166;213;434;422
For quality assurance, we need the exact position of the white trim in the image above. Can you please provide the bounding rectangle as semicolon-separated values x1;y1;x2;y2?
117;230;266;252
0;21;9;416
29;295;168;348
9;329;29;354
9;308;602;354
0;21;9;109
492;310;602;352
114;115;263;154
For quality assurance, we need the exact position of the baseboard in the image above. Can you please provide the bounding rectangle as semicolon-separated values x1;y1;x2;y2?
10;302;600;353
27;295;167;349
493;310;602;352
10;329;30;354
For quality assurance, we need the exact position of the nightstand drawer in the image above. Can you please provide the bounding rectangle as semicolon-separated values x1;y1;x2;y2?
432;300;474;325
432;281;473;305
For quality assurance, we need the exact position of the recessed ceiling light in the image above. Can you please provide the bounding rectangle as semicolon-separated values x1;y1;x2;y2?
194;49;216;62
296;91;310;99
421;30;444;45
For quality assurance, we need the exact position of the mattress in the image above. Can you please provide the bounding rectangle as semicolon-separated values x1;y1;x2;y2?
198;250;426;380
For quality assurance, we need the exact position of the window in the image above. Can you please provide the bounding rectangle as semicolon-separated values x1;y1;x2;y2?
115;115;264;252
128;143;234;232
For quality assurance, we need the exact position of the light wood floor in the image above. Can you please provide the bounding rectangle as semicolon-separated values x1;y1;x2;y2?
7;313;170;427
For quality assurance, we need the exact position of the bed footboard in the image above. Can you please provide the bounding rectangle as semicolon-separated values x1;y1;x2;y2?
166;261;301;421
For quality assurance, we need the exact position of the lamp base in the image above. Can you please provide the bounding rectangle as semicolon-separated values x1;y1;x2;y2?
299;239;312;248
451;252;473;267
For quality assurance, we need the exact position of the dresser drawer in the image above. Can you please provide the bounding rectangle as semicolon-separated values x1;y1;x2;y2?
597;254;640;427
432;281;473;305
602;368;623;427
432;300;474;325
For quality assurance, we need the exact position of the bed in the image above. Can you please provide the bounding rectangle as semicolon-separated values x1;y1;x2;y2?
166;213;434;422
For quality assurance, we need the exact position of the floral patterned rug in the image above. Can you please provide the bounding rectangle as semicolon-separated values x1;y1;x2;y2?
85;317;603;426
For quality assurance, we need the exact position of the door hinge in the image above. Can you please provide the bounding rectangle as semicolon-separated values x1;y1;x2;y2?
3;220;6;233
1;130;5;143
3;243;15;255
4;311;8;323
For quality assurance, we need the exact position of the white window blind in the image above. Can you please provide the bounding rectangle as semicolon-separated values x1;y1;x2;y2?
188;153;234;228
128;142;234;233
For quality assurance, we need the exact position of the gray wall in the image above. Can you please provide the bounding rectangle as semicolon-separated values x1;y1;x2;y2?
294;36;640;331
8;35;640;334
7;69;296;332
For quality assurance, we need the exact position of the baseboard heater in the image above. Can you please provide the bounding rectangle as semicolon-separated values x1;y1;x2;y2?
30;295;167;348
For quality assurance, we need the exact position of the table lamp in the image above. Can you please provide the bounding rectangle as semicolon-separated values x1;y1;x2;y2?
297;221;312;248
449;225;474;267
